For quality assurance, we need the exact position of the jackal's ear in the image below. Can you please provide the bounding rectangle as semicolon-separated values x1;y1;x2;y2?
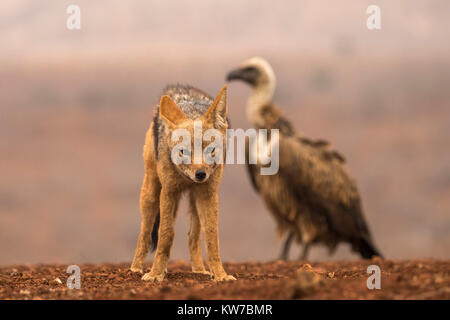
204;85;228;129
159;95;187;127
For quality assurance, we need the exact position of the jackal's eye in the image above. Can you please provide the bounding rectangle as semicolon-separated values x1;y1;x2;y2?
205;147;215;157
179;148;190;157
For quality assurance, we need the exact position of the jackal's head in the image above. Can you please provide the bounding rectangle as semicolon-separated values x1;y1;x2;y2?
159;85;228;183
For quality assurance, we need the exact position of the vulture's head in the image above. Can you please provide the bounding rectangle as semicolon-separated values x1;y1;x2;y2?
226;57;276;89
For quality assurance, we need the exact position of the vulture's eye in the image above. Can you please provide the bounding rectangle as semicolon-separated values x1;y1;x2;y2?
244;66;257;73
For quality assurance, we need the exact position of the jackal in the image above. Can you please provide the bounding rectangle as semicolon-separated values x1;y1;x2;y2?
130;84;236;282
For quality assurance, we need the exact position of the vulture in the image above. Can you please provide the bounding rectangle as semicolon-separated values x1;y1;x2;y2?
226;57;382;260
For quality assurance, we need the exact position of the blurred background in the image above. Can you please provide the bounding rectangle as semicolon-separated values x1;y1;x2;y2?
1;0;449;265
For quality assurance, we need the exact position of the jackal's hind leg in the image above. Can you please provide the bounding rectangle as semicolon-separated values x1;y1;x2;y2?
130;173;161;273
188;194;210;276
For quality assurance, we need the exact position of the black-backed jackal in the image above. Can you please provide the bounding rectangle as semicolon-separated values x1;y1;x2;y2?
130;84;236;282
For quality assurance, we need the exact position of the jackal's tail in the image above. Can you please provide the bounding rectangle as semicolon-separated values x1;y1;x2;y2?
150;211;160;252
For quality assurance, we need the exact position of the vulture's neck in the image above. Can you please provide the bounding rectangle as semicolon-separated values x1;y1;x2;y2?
247;80;276;128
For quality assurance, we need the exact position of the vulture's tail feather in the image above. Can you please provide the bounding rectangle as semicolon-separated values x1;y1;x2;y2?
357;237;383;259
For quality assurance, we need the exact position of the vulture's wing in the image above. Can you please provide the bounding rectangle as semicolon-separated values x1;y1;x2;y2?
244;135;261;193
276;135;373;240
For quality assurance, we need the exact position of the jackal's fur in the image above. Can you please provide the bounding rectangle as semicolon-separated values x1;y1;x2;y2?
130;84;236;282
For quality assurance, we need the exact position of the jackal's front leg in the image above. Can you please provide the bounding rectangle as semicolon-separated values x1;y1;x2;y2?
130;173;161;273
142;189;180;283
196;191;236;282
188;196;210;275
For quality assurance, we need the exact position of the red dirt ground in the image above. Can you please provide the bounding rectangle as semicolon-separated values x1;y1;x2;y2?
0;259;448;300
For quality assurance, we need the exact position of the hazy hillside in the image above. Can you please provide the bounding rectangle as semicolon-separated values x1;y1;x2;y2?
0;1;449;265
1;0;449;58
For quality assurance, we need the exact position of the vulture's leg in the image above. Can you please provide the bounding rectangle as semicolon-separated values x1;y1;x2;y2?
299;243;311;260
279;232;294;260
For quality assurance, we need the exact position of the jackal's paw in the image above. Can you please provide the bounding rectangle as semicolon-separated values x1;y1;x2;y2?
129;266;144;274
213;274;237;282
130;260;145;274
192;269;212;276
141;272;165;283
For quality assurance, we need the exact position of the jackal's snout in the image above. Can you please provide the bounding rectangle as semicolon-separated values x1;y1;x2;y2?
195;169;207;182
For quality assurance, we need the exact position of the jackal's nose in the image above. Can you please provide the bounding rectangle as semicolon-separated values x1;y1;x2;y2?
195;170;207;181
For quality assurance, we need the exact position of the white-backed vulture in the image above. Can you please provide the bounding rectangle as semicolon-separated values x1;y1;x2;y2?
226;57;382;260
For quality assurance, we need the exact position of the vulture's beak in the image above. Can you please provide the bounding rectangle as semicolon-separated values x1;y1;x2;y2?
226;66;259;86
226;68;244;81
